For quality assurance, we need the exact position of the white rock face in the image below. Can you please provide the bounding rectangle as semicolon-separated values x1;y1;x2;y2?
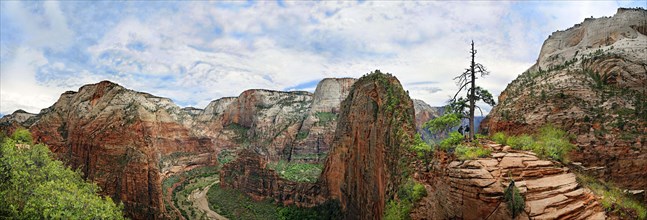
309;78;357;114
535;8;647;71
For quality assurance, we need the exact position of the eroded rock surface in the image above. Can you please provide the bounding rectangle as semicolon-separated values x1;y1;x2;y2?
481;8;647;196
322;71;416;219
414;141;605;220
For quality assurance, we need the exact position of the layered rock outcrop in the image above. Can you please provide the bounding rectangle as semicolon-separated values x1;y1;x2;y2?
1;75;438;218
322;71;416;219
0;109;37;135
481;8;647;196
414;141;606;220
27;81;216;219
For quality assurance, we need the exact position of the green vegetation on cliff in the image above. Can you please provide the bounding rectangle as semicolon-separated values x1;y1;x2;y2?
577;174;646;219
267;160;322;183
491;124;574;162
0;129;125;219
384;179;427;220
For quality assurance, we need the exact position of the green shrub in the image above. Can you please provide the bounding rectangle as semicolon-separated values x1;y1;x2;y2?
506;134;534;150
423;113;461;134
491;132;507;145
409;134;432;159
503;181;525;218
11;128;33;145
533;125;574;163
577;174;647;219
296;131;309;140
267;161;322;183
455;145;491;160
385;179;426;220
207;185;278;219
0;137;125;219
277;200;342;220
315;112;337;125
439;131;463;151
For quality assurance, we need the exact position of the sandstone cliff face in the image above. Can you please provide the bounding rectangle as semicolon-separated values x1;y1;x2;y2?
220;150;324;206
27;81;216;219
481;8;647;195
414;141;605;220
322;71;416;219
289;78;356;163
0;109;37;135
1;76;438;218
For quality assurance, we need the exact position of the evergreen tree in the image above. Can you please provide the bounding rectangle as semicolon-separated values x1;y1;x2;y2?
450;41;496;141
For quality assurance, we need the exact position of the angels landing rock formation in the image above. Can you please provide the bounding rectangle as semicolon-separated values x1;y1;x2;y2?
322;71;416;218
481;8;647;198
220;71;417;219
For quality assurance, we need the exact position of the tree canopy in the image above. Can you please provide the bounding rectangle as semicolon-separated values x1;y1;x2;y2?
0;129;125;219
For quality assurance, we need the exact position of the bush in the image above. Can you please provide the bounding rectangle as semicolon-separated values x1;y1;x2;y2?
455;145;491;160
0;136;125;219
277;200;342;220
267;161;322;183
423;113;461;134
533;125;574;163
503;181;525;218
491;132;507;145
409;134;432;159
385;179;427;220
11;128;33;145
439;132;463;151
577;174;646;219
506;134;534;150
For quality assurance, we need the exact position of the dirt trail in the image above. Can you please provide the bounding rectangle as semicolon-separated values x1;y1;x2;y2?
187;180;228;220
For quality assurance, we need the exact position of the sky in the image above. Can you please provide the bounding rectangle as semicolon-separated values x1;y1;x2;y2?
1;1;645;116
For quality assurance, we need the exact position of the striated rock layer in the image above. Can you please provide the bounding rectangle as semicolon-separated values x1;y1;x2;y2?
481;8;647;197
27;81;216;219
413;141;606;220
220;71;417;219
322;71;416;219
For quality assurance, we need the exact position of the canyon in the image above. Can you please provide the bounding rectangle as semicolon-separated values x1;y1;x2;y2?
1;7;645;220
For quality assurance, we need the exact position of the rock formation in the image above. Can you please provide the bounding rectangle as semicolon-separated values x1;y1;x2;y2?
0;76;437;219
322;71;416;219
481;8;647;197
413;141;606;219
27;81;216;219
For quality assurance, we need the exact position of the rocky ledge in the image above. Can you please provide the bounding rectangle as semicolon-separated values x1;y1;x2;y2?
414;141;605;220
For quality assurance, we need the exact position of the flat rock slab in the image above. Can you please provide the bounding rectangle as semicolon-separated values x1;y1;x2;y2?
499;156;525;169
526;173;577;190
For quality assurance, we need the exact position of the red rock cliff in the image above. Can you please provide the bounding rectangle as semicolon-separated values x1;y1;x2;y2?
322;71;416;219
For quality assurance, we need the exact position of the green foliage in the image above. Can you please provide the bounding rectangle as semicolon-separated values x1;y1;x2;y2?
0;134;125;219
409;134;432;159
267;161;322;183
439;131;463;151
207;185;279;219
489;125;574;163
491;132;507;145
577;174;646;219
226;123;250;144
384;179;427;220
296;131;309;140
11;128;32;145
315;112;337;125
503;181;525;218
454;145;491;160
506;134;534;150
532;125;574;163
217;150;237;167
277;200;342;220
423;113;461;134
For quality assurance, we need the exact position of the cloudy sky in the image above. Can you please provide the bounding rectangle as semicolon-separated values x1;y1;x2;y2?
1;1;644;116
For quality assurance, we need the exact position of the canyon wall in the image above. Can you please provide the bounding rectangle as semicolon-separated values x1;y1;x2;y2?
481;8;647;196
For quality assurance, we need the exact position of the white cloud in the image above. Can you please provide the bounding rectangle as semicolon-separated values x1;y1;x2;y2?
1;1;637;115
